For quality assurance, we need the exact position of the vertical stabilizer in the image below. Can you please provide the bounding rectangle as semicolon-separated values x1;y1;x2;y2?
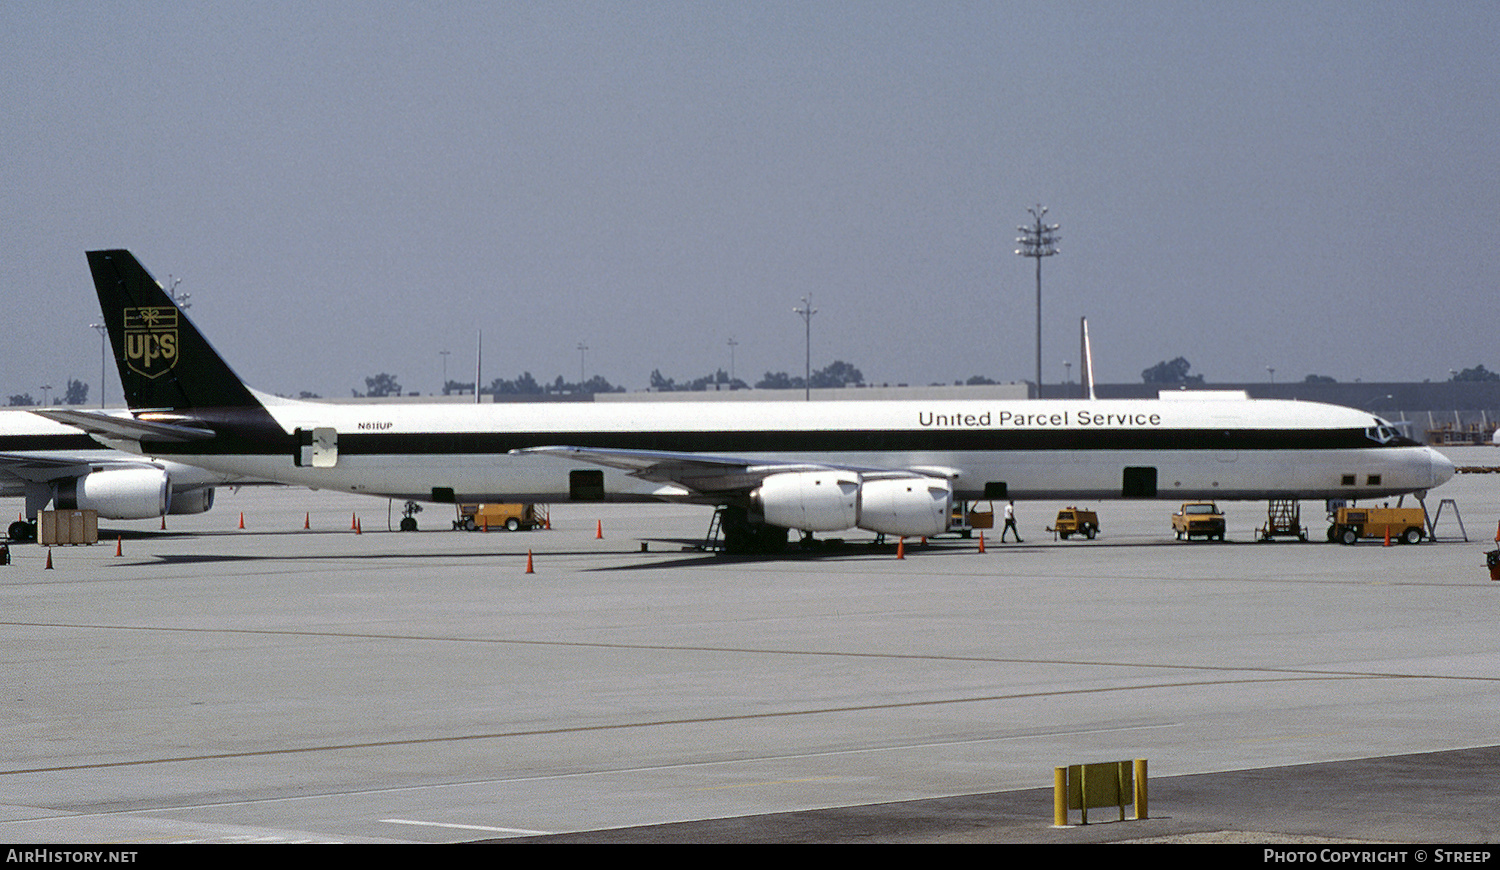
1080;316;1097;401
86;250;263;411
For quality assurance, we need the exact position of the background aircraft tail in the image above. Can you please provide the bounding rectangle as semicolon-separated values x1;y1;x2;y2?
1080;316;1097;401
86;250;264;411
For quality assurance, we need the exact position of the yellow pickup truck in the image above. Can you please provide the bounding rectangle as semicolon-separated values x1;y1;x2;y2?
1172;501;1226;541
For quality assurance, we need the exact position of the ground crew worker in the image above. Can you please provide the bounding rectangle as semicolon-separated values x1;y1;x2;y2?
1001;500;1022;542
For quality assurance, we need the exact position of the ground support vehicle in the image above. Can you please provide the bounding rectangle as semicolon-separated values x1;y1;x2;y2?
1173;501;1226;541
454;503;549;532
947;501;994;538
1329;506;1427;545
1049;507;1100;540
1257;499;1308;542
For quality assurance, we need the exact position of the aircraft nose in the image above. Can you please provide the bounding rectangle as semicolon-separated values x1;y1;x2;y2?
1427;448;1456;489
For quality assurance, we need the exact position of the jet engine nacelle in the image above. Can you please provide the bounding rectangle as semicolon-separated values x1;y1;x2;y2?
856;477;954;538
167;486;215;515
757;471;861;532
754;471;953;538
53;467;170;520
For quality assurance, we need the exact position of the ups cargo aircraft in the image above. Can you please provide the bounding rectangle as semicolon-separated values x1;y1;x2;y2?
40;249;1455;554
1;410;231;541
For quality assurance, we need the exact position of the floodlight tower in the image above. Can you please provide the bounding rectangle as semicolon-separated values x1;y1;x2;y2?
793;295;817;401
90;323;107;407
1014;205;1060;394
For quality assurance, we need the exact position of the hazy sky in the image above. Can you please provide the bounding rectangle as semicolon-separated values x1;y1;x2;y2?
3;1;1496;401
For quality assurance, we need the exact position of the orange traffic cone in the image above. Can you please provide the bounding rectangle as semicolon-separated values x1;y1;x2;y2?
525;550;535;574
596;520;603;539
238;512;245;530
896;538;906;559
304;512;310;530
351;512;358;531
978;531;986;554
355;518;362;535
44;549;53;569
160;515;166;530
115;536;122;557
1383;525;1392;547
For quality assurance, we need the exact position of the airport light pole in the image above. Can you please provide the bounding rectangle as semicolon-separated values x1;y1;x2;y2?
166;275;189;310
793;295;816;401
577;343;589;386
727;337;738;386
439;350;451;395
1015;205;1060;395
90;323;107;408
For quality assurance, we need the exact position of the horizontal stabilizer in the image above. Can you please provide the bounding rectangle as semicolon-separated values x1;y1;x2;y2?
32;409;216;443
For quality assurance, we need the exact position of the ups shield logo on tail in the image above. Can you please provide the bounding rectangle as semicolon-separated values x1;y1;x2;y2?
123;307;179;379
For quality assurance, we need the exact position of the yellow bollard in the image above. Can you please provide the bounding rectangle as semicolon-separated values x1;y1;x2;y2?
1053;767;1067;827
1134;758;1149;819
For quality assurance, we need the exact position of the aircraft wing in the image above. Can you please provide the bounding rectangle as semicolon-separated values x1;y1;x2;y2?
31;409;216;443
0;452;96;484
513;445;959;496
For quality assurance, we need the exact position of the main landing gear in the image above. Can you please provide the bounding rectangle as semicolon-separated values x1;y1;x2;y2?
711;505;789;555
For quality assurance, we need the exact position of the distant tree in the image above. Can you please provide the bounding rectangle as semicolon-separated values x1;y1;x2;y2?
1141;357;1204;385
7;393;36;407
63;378;88;405
444;379;476;395
490;373;543;395
756;371;804;390
965;375;998;385
810;360;864;389
582;375;623;394
649;369;676;391
298;391;322;399
1451;365;1500;382
363;373;402;397
1303;374;1337;384
645;369;747;391
688;369;747;391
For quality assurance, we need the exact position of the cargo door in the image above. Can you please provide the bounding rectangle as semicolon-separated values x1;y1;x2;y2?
295;427;339;468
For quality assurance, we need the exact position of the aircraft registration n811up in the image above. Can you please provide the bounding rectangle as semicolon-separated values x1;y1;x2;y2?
42;250;1455;553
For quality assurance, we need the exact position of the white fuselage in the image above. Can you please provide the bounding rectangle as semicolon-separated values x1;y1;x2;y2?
116;394;1454;505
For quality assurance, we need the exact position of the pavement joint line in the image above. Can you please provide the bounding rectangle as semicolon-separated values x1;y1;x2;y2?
0;673;1418;777
1;619;1496;683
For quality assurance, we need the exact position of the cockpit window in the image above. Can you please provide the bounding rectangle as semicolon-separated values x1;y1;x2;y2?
1365;419;1417;447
